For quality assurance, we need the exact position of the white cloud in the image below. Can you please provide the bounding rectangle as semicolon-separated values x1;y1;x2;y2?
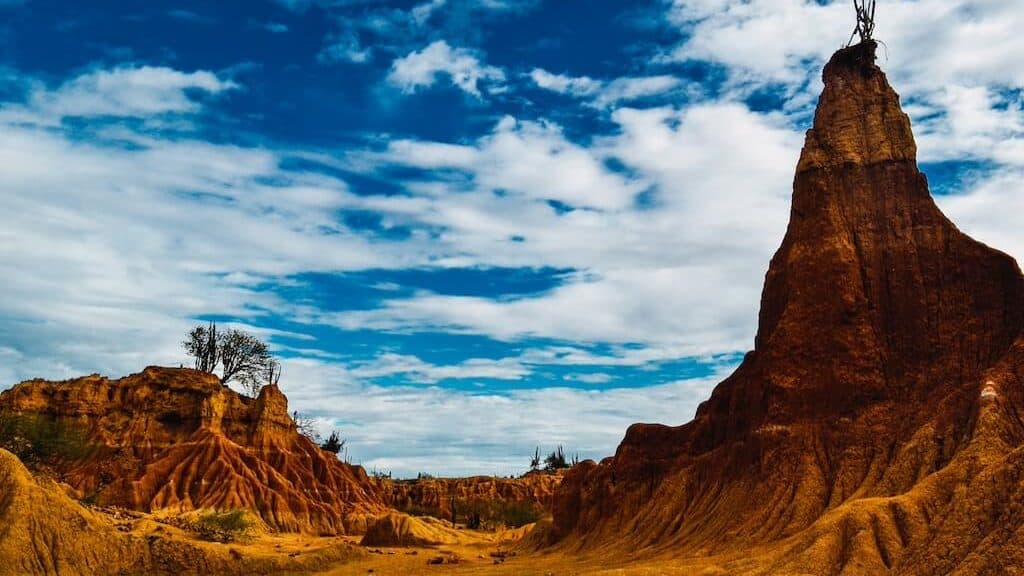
24;66;236;120
410;0;447;25
380;115;643;210
338;104;799;349
350;353;529;384
330;266;759;352
387;40;505;97
530;67;684;108
563;373;613;385
592;75;685;108
278;356;732;477
937;169;1024;265
0;66;426;384
914;85;1024;164
529;68;601;96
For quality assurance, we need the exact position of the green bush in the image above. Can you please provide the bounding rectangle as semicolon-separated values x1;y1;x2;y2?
456;498;542;529
195;509;253;542
0;411;94;468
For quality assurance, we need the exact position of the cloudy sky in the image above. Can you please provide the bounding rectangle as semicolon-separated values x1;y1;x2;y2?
1;0;1022;477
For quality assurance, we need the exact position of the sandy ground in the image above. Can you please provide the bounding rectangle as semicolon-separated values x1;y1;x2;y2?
124;512;742;575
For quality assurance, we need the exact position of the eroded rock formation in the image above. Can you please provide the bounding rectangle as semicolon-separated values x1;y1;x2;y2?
544;41;1024;574
0;366;385;534
384;473;561;520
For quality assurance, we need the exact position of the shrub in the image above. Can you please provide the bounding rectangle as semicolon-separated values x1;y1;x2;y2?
293;411;320;442
0;411;94;468
544;445;568;471
455;498;542;529
529;446;540;472
195;509;253;542
320;431;345;454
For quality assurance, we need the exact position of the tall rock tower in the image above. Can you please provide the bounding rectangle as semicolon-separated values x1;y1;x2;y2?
545;42;1024;575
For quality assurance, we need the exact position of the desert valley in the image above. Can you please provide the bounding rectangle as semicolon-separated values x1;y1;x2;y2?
4;1;1024;575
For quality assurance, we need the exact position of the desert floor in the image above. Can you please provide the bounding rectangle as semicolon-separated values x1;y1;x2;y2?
128;517;737;576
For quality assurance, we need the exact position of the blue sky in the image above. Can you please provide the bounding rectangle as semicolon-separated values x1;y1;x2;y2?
1;0;1023;476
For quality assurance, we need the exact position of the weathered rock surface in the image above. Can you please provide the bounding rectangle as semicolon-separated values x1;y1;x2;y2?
0;448;138;575
544;41;1024;574
360;513;463;547
383;473;561;520
0;366;385;534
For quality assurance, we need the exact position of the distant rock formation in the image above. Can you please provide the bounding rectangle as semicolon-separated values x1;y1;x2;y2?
0;366;385;534
384;473;561;521
543;41;1024;574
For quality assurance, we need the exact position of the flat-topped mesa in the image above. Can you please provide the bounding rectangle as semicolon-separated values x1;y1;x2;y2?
0;366;386;534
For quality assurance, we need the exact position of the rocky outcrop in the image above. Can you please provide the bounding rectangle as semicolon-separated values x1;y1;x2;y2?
359;513;462;547
384;473;561;520
544;41;1024;574
0;367;385;534
0;447;374;575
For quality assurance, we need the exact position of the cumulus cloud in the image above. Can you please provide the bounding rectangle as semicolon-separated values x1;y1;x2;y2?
0;66;421;384
380;115;643;210
387;40;505;96
530;67;684;108
337;103;799;350
23;66;236;120
278;356;732;477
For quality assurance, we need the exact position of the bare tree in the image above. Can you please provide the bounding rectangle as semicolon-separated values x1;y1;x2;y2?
293;411;320;442
219;328;272;387
183;323;277;398
183;322;218;373
848;0;877;46
240;357;281;399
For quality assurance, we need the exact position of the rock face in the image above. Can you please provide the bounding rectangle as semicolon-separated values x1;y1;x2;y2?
545;41;1024;574
0;366;385;534
384;473;561;520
